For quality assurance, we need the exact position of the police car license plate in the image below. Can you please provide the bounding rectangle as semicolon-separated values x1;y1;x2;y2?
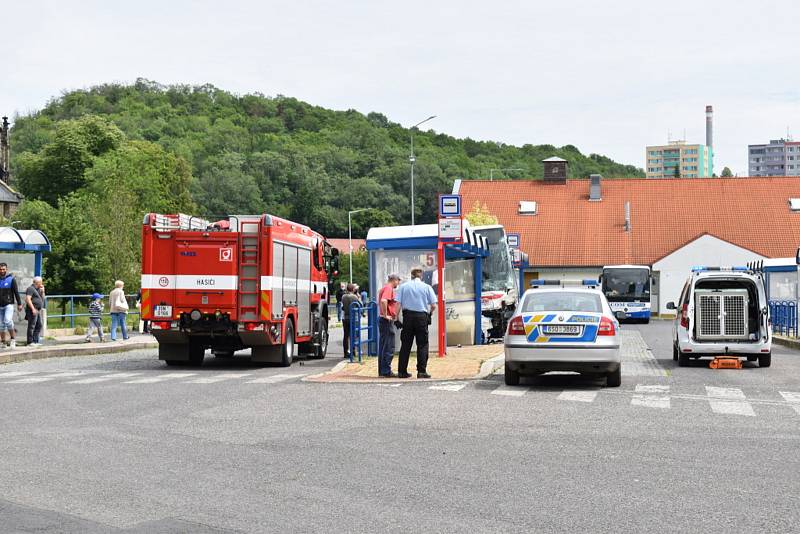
154;305;172;318
542;325;580;335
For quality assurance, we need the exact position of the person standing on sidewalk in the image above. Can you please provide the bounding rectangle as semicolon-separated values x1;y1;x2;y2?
395;267;437;379
109;280;130;342
24;276;45;346
86;293;105;343
378;274;400;377
0;262;23;349
340;284;359;359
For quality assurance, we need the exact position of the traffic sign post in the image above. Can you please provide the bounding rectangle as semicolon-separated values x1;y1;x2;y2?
436;194;463;357
507;233;520;248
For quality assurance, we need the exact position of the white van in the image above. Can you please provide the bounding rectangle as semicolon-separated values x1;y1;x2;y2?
666;267;771;367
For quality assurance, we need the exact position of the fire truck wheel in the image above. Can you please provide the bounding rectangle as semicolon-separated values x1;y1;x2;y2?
313;319;328;359
187;343;205;366
279;321;295;367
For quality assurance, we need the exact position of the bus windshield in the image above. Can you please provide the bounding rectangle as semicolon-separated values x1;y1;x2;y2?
602;267;650;301
476;227;516;292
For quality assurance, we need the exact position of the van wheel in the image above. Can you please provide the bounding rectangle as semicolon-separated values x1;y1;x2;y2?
758;352;771;368
164;359;186;366
672;342;679;361
678;352;690;367
504;365;520;386
280;321;295;367
606;366;621;387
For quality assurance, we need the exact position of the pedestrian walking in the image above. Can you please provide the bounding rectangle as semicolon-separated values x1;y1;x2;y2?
24;276;45;346
109;280;130;341
340;284;359;359
86;293;105;343
0;262;23;349
378;274;401;377
395;267;437;379
336;283;345;322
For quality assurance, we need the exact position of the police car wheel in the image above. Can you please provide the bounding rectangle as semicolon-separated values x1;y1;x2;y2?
504;365;520;386
606;367;621;387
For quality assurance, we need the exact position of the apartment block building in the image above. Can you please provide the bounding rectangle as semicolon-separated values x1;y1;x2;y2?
645;141;713;179
748;139;800;176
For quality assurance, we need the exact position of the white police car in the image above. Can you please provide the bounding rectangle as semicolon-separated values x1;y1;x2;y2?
504;280;622;387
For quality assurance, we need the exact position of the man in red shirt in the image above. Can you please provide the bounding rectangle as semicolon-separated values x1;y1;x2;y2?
378;273;401;377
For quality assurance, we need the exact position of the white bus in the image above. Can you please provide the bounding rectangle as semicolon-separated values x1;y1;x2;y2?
600;265;652;323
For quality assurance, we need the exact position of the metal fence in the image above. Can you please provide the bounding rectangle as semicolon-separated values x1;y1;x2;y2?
44;294;141;329
769;300;797;338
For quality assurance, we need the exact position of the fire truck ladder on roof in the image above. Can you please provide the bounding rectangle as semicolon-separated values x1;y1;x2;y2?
238;219;261;322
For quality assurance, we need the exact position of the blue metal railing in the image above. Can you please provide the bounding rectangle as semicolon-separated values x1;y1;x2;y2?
349;301;378;363
45;294;141;329
769;300;797;338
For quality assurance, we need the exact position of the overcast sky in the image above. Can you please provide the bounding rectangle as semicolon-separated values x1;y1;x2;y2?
3;0;799;176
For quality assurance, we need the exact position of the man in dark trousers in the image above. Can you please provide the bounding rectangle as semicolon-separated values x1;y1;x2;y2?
340;284;359;359
24;276;45;346
395;267;437;379
377;273;400;377
0;262;24;349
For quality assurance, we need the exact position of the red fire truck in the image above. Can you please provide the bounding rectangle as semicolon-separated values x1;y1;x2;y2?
141;213;333;366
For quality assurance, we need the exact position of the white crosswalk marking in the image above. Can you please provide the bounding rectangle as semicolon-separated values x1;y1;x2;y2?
187;373;253;384
68;372;144;384
429;382;466;392
557;390;599;403
124;372;198;384
6;376;55;383
490;385;527;397
779;391;800;415
246;373;306;384
631;384;670;409
706;386;755;416
0;371;38;377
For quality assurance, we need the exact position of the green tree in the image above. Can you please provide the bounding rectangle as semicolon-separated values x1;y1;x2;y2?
721;166;733;177
338;251;370;292
351;209;396;238
465;201;499;226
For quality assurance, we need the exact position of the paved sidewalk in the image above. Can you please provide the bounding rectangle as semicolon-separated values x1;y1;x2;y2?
0;334;158;365
306;343;505;383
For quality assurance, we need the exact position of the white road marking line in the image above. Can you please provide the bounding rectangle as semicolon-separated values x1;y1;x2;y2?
429;382;466;392
246;373;306;384
123;373;198;384
0;371;39;377
631;384;670;409
38;371;100;378
557;390;599;403
376;383;403;388
68;372;144;384
490;385;527;397
6;376;55;383
706;386;755;417
186;373;253;384
779;391;800;415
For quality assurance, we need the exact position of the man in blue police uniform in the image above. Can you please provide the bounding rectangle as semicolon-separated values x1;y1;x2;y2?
395;267;437;379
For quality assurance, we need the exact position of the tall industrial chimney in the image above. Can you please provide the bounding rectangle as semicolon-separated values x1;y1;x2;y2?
705;105;713;149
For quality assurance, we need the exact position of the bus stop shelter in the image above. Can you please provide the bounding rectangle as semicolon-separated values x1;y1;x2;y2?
0;227;52;334
366;223;489;352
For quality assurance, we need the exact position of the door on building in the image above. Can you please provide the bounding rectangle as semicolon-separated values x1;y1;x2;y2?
651;271;660;315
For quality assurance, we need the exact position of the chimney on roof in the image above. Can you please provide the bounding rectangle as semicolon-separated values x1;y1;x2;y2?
624;201;631;232
589;174;602;201
542;156;567;184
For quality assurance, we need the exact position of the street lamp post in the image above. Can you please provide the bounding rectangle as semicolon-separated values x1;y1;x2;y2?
410;115;436;226
348;208;369;284
489;168;525;181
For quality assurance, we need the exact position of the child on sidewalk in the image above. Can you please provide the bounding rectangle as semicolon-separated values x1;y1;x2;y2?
86;293;105;343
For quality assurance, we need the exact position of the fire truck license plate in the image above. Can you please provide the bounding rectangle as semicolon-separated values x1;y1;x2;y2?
542;325;580;335
154;305;172;318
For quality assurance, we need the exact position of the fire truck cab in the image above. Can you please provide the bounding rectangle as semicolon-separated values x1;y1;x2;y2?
141;213;332;367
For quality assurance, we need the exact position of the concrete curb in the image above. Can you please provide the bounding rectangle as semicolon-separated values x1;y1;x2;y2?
0;341;158;365
773;336;800;351
476;353;505;379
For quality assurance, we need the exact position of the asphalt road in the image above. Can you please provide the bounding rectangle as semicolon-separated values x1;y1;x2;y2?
1;321;800;533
